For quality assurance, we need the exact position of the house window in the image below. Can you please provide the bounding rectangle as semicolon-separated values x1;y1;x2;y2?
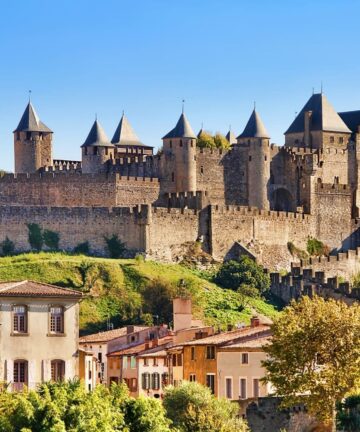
189;373;196;382
330;136;334;143
49;306;64;334
162;372;169;388
240;378;247;399
143;358;149;366
122;356;128;369
206;373;215;394
225;377;232;399
191;347;195;360
153;358;158;366
253;379;260;397
177;353;182;366
51;360;65;381
13;360;28;391
152;372;160;390
241;353;249;364
13;305;27;334
142;372;150;390
98;352;102;362
206;346;215;360
130;356;136;369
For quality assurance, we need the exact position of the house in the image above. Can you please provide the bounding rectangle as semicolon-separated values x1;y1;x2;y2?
0;280;82;390
170;317;271;397
78;348;99;391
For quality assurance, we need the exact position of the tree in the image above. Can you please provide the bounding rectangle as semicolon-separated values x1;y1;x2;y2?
163;381;249;432
124;397;171;432
197;131;216;149
104;235;127;258
142;278;177;325
43;230;60;250
337;394;360;432
1;237;15;256
262;296;360;431
27;223;43;251
214;257;270;294
213;133;230;149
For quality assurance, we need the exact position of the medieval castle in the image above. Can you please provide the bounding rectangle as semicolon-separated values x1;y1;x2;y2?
2;92;360;299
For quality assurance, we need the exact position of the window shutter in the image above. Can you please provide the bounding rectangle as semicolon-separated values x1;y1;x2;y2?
28;360;36;389
65;359;74;380
5;359;13;384
43;359;52;382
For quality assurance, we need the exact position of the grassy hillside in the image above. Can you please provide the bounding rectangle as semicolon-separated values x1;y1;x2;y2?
0;253;280;334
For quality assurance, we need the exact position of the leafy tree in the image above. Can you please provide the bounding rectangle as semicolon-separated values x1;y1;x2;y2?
124;397;171;432
337;394;360;431
104;235;127;259
142;277;177;324
197;131;216;149
73;241;90;255
214;257;270;294
1;237;14;256
163;381;249;432
213;133;230;149
27;223;43;251
43;230;60;250
262;296;360;431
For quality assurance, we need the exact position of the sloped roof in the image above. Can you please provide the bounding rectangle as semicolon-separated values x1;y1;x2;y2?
162;113;196;139
285;93;351;134
82;120;115;148
14;102;52;133
238;110;270;139
226;129;237;145
338;110;360;133
79;326;147;343
0;280;82;298
111;113;145;146
220;335;272;350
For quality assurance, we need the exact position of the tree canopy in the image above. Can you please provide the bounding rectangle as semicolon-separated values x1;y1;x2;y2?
197;131;230;150
262;296;360;430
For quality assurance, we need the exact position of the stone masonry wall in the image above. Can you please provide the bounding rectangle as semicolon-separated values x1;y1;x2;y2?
0;173;160;207
0;205;149;255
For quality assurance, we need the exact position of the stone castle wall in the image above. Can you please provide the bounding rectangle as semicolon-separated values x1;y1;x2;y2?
0;172;160;207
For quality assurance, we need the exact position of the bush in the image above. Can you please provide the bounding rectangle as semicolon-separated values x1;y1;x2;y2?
73;241;90;255
27;223;43;251
124;397;171;432
142;278;177;325
197;130;216;149
214;133;230;149
163;381;249;432
214;256;270;294
43;229;60;250
1;237;15;256
306;237;329;257
337;394;360;431
104;235;127;258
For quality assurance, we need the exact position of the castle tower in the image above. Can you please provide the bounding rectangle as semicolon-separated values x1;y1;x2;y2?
225;128;237;145
14;102;53;173
81;120;115;174
237;109;270;210
162;111;197;192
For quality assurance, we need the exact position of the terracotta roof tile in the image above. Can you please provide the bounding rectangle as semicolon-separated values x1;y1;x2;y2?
79;326;149;343
0;281;82;298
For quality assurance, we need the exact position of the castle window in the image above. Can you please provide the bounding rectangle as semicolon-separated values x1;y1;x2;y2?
264;156;267;161
26;132;31;140
295;139;299;144
249;156;252;161
191;140;194;147
339;137;344;144
105;147;108;155
180;140;183;147
330;136;334;143
200;166;204;174
170;140;172;148
171;172;175;182
84;147;88;156
16;132;20;141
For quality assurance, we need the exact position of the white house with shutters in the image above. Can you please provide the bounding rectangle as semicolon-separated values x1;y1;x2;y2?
0;280;82;391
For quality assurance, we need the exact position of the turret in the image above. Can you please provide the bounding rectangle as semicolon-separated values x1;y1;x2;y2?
13;102;53;173
237;109;270;210
162;111;197;192
81;120;115;174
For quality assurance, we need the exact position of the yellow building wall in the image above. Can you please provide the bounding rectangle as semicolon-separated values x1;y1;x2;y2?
183;346;217;394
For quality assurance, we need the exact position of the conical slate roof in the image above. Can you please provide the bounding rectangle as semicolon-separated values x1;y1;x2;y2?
14;102;52;133
226;129;237;145
285;93;351;134
81;120;114;147
111;113;144;146
162;113;196;139
238;109;270;139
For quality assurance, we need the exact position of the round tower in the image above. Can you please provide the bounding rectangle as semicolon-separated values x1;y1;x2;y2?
14;102;53;173
81;120;115;174
237;109;271;210
161;112;197;192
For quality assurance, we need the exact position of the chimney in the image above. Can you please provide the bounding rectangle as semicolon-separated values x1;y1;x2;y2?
126;325;135;334
304;110;312;147
173;298;192;332
250;316;261;328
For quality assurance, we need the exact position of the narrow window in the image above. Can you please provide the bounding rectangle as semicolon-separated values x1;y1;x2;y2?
330;136;334;143
200;166;204;174
225;377;233;399
130;356;136;369
180;140;183;147
122;356;128;369
13;360;28;391
105;147;108;155
191;347;195;360
153;358;158;366
206;346;215;360
189;373;196;382
93;146;97;155
143;358;148;366
171;172;175;182
161;372;169;388
26;132;31;140
142;372;150;390
51;360;65;381
13;306;27;334
49;306;64;334
253;378;260;397
241;353;249;364
98;352;102;362
84;147;88;156
206;374;215;394
169;140;172;148
240;378;247;399
339;136;344;144
249;156;252;161
152;372;160;390
16;132;20;141
172;353;177;367
177;354;182;366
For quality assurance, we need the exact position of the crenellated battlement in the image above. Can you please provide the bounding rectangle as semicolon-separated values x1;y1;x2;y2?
152;206;198;216
315;181;350;193
211;205;310;221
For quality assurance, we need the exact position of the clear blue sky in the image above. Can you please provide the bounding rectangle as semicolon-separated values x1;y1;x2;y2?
1;0;360;171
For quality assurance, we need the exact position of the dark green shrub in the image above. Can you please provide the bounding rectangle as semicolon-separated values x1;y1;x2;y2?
1;237;15;256
104;235;126;258
43;229;60;250
306;237;329;256
214;256;270;294
27;223;43;251
73;241;90;255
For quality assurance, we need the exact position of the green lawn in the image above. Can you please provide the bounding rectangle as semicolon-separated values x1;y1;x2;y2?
0;252;280;334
